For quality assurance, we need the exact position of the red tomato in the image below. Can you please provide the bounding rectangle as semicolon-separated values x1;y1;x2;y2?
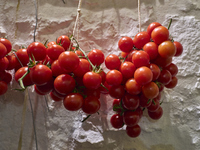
143;42;158;60
34;85;46;95
165;76;178;88
0;57;9;71
126;124;141;138
2;72;12;84
133;31;151;49
134;66;153;86
123;111;140;127
83;72;102;89
63;93;84;111
139;94;152;108
73;59;91;77
164;63;178;77
125;78;142;95
82;96;101;114
0;43;7;59
98;70;106;84
109;85;125;99
173;41;183;56
126;50;137;62
0;71;6;80
0;81;8;95
51;60;70;77
6;54;17;70
158;83;164;92
158;41;176;58
120;62;136;79
112;99;123;113
57;35;71;50
49;91;63;102
158;69;172;85
46;44;65;60
54;74;76;95
149;63;161;81
27;42;47;61
58;51;80;72
147;22;162;36
47;41;56;47
75;50;85;58
122;93;139;110
142;82;159;99
105;54;121;70
35;78;54;94
14;66;33;86
132;50;150;68
110;114;124;129
98;81;111;94
87;49;105;66
152;55;172;68
120;51;129;59
0;38;12;54
151;26;169;45
106;69;123;86
15;49;29;67
148;106;163;120
147;99;160;112
118;36;134;53
84;88;101;99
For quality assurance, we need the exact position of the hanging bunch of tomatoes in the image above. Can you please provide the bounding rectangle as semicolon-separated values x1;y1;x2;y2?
0;38;13;96
109;21;183;138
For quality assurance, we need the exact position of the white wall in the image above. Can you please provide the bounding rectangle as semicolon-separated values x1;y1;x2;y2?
0;0;200;150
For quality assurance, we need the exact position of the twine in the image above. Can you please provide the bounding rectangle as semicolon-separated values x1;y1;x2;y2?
138;0;141;32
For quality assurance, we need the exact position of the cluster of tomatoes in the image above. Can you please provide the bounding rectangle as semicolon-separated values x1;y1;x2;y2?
0;38;13;96
108;22;183;138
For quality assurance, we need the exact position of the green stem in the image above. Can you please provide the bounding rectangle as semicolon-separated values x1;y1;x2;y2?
168;18;172;30
18;69;30;89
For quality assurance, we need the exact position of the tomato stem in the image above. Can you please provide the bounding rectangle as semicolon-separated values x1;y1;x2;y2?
18;69;30;90
168;18;172;30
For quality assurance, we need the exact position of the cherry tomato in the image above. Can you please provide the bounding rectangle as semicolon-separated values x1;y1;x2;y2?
158;83;164;92
75;50;85;58
35;78;54;94
2;72;12;84
132;50;150;68
158;41;176;58
133;31;150;49
98;81;111;94
118;36;134;53
152;55;172;68
54;74;76;95
158;69;172;85
0;57;9;71
105;54;121;70
87;49;104;66
0;43;7;59
84;88;101;99
164;63;178;77
110;114;124;129
83;71;102;89
49;91;63;102
126;50;137;62
58;51;80;72
147;99;160;112
98;70;106;84
139;94;152;108
123;111;140;127
63;93;84;111
82;96;101;114
142;82;159;99
147;22;162;36
173;41;183;56
73;59;91;77
51;60;70;77
0;81;8;95
0;38;12;54
148;106;163;120
27;42;47;61
122;93;139;110
112;99;123;114
56;35;71;50
6;54;17;70
149;63;161;81
15;48;29;67
47;41;56;47
125;78;142;95
151;26;169;45
165;76;178;88
126;124;141;138
34;85;46;95
143;42;158;60
0;71;6;80
109;85;125;99
106;69;123;86
134;66;153;86
46;44;65;60
120;62;136;79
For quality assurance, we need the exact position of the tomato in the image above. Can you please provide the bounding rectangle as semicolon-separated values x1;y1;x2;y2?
47;41;56;47
51;60;70;77
132;50;150;68
106;69;123;86
105;54;121;70
75;50;85;58
151;26;169;45
84;88;101;99
14;67;33;86
0;57;9;71
152;55;172;68
158;69;172;85
109;85;125;99
126;124;141;138
120;62;136;79
173;41;183;56
54;74;76;95
35;78;54;94
149;63;161;81
0;38;12;54
135;107;143;119
164;63;178;77
87;49;104;66
147;99;160;112
133;31;151;49
142;82;159;99
82;96;100;114
83;71;102;89
158;41;176;58
0;71;6;80
51;89;66;99
46;44;65;60
125;78;142;95
63;93;84;111
112;99;123;113
0;81;8;95
126;50;137;62
58;51;80;72
56;35;71;50
98;81;111;94
6;54;17;70
123;111;140;127
0;43;7;59
122;93;139;110
165;76;178;88
110;114;124;129
139;94;152;108
118;36;134;53
34;85;46;95
16;49;29;67
98;70;106;84
27;42;47;61
158;83;164;92
148;106;163;120
2;72;12;84
42;55;54;66
143;42;158;60
147;22;162;36
120;51;129;59
49;91;63;102
134;66;153;86
73;59;91;77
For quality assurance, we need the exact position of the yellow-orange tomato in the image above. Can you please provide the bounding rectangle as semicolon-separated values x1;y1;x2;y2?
158;41;176;58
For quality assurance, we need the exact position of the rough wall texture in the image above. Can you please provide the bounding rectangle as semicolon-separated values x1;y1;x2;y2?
0;0;200;150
